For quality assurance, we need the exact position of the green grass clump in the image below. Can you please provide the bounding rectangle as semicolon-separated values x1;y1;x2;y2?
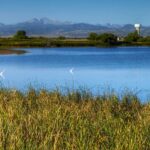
0;88;149;150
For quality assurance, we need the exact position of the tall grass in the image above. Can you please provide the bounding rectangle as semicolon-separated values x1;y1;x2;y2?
0;88;149;149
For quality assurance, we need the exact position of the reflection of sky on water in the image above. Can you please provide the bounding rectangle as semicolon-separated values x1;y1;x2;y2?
0;47;150;102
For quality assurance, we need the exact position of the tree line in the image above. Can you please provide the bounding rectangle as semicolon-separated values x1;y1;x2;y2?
88;31;150;44
4;30;150;47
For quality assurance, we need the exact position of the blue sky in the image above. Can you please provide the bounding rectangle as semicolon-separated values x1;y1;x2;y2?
0;0;150;25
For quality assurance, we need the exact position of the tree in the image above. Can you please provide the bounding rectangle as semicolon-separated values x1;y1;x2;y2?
14;30;28;39
97;33;118;44
138;36;150;42
124;31;140;42
88;33;98;40
57;36;66;40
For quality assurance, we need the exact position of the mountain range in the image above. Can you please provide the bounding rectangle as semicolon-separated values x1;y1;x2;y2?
0;18;150;37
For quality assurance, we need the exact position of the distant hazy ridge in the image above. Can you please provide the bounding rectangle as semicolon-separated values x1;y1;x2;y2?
0;18;150;37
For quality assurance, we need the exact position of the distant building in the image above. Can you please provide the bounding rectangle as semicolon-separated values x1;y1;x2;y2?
134;24;141;35
117;37;124;42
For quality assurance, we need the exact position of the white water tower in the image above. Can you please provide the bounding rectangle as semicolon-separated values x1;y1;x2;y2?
134;24;141;35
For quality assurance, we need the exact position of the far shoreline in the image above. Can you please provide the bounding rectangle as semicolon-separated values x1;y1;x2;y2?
1;37;150;48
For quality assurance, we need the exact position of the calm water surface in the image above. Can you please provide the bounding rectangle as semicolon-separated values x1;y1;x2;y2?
0;47;150;101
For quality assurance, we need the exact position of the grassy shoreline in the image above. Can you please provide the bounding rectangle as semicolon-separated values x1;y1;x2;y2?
0;38;98;48
0;49;26;55
1;37;148;48
0;88;149;149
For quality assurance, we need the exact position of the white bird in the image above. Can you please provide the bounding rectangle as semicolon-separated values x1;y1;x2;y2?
0;70;5;79
69;68;74;75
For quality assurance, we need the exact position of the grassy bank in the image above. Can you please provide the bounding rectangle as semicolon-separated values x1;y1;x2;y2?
0;37;150;48
0;37;122;48
0;88;149;149
0;38;97;47
0;49;26;55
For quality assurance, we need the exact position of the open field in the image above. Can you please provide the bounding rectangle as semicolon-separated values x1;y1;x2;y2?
0;88;149;149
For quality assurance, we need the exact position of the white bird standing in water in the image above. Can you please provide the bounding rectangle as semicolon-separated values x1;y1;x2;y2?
69;68;74;75
0;70;5;79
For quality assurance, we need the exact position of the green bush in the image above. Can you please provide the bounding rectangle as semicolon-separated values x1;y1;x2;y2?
88;33;98;40
97;33;118;45
88;33;118;45
13;30;28;40
124;31;140;42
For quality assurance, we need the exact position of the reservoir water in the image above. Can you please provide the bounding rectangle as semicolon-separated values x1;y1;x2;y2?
0;47;150;101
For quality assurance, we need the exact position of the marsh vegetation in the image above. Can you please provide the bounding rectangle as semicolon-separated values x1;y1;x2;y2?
0;88;149;149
